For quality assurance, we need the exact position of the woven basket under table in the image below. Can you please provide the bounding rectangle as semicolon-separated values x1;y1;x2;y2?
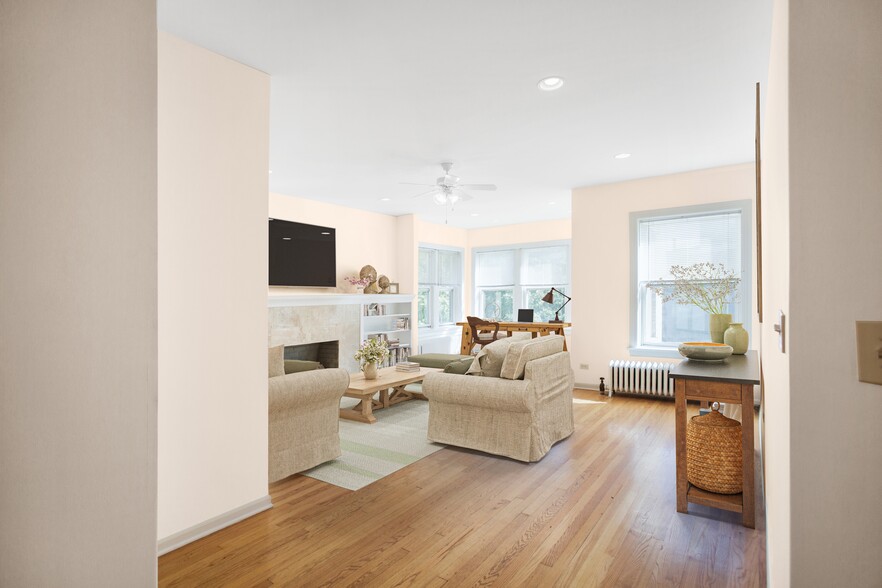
686;407;743;494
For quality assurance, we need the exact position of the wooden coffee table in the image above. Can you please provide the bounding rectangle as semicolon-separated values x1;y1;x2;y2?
340;366;441;424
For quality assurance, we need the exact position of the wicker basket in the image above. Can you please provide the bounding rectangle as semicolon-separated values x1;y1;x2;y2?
686;405;743;494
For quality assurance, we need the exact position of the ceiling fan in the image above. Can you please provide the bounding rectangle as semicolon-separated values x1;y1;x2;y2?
402;162;497;208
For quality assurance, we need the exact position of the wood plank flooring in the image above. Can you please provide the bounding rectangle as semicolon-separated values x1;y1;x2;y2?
159;391;766;587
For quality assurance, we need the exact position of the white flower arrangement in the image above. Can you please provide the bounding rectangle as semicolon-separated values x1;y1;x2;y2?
649;262;741;315
354;337;390;366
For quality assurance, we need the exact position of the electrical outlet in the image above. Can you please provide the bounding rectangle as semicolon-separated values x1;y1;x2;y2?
579;363;590;370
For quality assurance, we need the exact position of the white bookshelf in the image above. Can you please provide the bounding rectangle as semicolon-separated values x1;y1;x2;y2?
360;298;413;367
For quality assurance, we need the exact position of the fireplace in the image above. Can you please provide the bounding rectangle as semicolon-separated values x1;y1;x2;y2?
284;340;339;369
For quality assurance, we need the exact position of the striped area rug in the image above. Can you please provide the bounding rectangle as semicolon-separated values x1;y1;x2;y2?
301;399;445;490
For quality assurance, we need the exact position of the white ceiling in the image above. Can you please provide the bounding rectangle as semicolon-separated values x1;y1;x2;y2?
158;1;772;229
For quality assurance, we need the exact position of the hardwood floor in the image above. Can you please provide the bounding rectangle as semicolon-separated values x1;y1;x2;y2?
159;391;766;587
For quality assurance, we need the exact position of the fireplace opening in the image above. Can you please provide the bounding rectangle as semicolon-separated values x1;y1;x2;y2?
284;340;339;369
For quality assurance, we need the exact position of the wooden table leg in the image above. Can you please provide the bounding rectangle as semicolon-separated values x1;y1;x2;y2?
460;326;472;355
339;394;378;424
741;383;756;528
675;381;688;513
553;326;569;351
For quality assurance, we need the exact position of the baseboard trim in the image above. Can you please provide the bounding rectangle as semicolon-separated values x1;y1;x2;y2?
157;494;273;556
574;382;600;391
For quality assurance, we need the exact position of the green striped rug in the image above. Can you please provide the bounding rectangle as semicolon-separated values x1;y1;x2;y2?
301;399;444;490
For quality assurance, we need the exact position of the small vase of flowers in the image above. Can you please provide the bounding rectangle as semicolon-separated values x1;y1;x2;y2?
354;338;390;380
649;262;741;343
344;275;372;294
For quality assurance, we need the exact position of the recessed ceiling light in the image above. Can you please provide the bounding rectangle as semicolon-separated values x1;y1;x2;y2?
268;170;273;174
538;76;564;91
470;213;479;217
549;201;556;205
614;153;632;159
379;197;391;202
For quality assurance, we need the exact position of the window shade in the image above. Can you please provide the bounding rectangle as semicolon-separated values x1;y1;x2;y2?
475;250;516;286
520;245;568;285
437;250;461;285
418;248;435;283
637;211;742;281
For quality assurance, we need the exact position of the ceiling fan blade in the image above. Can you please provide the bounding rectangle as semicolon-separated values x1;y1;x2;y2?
459;183;497;191
452;189;474;202
400;182;436;187
411;188;439;199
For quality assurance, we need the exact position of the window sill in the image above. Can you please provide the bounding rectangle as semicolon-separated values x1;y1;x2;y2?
628;346;683;359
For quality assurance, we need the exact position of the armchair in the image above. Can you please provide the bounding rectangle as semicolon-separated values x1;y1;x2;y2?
268;349;349;483
423;336;574;462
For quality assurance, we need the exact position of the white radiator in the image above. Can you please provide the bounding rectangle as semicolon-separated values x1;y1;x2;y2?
608;360;677;398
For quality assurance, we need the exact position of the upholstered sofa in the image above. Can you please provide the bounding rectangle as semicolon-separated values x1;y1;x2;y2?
422;335;574;462
268;346;349;483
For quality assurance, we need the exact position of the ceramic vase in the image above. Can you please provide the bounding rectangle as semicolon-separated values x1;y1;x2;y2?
724;322;749;355
709;313;732;344
362;362;378;380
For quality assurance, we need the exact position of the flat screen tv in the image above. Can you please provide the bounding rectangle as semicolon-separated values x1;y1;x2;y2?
268;218;336;287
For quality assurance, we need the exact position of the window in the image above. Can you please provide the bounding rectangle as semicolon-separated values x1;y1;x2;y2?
473;242;570;322
418;246;463;329
631;201;752;355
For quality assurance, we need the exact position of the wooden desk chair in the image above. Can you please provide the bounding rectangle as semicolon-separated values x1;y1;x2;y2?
466;316;508;351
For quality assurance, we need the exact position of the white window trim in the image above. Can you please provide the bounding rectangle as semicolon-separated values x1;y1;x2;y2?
472;239;572;322
418;243;464;333
629;200;753;358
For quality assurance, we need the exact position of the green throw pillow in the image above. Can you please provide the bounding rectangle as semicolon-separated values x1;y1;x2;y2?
284;360;323;374
443;357;474;375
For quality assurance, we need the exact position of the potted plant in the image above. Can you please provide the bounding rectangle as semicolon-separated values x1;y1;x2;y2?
649;262;741;343
354;337;390;380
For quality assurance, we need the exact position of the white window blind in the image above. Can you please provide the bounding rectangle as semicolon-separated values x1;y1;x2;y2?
520;245;569;285
474;250;516;286
637;211;742;282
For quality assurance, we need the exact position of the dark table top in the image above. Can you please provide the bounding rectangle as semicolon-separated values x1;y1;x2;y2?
669;350;760;385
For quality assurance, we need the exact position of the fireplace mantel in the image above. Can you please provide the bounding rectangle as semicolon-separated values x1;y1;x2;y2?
268;293;413;308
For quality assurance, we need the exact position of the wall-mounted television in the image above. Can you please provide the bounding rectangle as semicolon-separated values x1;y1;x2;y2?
268;218;336;287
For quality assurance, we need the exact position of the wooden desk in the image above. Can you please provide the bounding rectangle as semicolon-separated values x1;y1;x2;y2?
456;321;571;355
669;351;760;528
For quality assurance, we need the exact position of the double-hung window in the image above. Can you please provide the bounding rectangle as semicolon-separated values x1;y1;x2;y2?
418;246;463;329
473;242;570;322
631;201;752;356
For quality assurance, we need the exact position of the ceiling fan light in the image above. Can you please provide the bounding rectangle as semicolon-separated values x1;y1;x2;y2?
433;192;448;205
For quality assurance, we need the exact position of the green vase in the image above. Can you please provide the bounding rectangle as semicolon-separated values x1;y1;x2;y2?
724;322;749;354
708;313;732;344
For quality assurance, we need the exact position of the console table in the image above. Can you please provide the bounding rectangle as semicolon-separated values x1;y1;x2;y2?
669;351;760;528
456;321;571;355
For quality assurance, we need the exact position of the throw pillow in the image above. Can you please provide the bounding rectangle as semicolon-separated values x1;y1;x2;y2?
443;357;474;375
268;345;285;378
284;359;324;374
465;338;513;378
499;335;565;380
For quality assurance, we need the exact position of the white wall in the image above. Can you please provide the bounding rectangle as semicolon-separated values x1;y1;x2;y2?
268;193;401;296
760;0;791;584
571;164;757;388
0;1;158;584
158;33;270;543
785;0;882;584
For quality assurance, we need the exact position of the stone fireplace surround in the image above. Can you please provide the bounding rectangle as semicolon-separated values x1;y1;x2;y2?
268;294;412;374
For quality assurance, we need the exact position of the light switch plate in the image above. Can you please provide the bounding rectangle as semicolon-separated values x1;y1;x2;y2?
856;321;882;386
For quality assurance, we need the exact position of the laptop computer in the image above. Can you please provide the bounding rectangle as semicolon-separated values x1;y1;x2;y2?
517;309;534;322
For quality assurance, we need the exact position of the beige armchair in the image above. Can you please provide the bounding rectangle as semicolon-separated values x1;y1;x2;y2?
422;335;574;462
268;347;349;483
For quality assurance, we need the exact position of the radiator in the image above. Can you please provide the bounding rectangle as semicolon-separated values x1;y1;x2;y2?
608;360;677;398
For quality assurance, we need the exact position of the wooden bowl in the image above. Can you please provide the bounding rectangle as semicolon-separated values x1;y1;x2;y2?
677;341;734;361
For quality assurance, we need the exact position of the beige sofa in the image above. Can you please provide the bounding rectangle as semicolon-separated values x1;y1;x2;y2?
268;346;349;483
422;335;575;462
